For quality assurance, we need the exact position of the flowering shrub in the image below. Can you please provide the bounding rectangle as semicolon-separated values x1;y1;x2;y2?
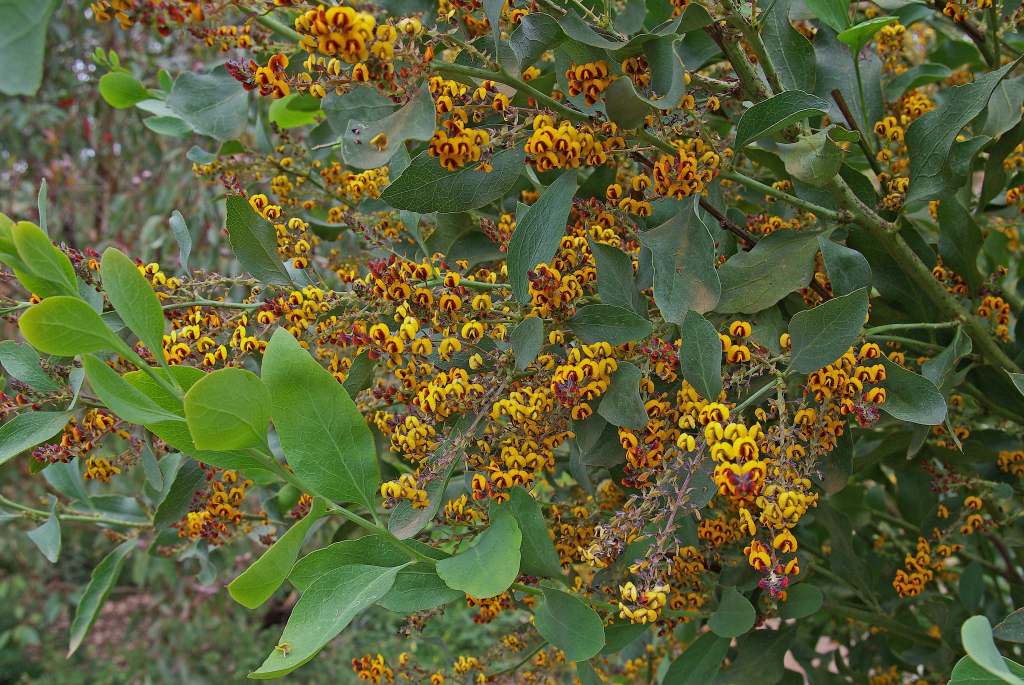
2;0;1024;682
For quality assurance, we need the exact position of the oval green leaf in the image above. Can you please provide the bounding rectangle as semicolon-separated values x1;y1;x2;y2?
435;507;522;598
183;366;271;450
535;586;606;662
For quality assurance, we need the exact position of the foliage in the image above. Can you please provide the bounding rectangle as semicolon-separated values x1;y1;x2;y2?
2;0;1024;683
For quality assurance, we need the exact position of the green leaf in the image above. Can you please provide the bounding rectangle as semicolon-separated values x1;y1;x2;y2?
19;297;122;357
342;350;376;398
323;87;396;134
922;327;971;386
601;620;649;654
712;627;795;685
508;169;577;303
678;310;723;402
884;62;952;100
81;354;183;425
837;16;897;54
378;565;466;612
981;121;1024;208
169;211;192;272
388;459;455;539
577;661;606;685
0;0;60;96
142;115;195;138
761;0;816;93
663;630;731;685
42;459;92;509
342;87;435;170
802;0;849;32
568;304;654;346
13;221;78;297
27;495;60;563
978;75;1024;139
604;77;650;133
152;457;207;529
183;367;271;450
436;507;521;598
509;12;566;67
535;586;606;661
715;229;824;314
597;361;648;430
638;35;688;108
98;72;151;109
787;288;869;373
166;66;248;141
101;247;168;365
0;340;58;391
228;497;327;609
777;583;822;619
512;317;545;372
937;198;984;296
814;27;883;135
615;0;647;34
380;145;527;214
490;487;566;581
817;237;871;297
950;656;1024;684
814;502;870;589
140;441;163;491
962;615;1024;685
262;329;380;511
638;202;721;320
734;90;830;150
67;540;134;656
0;411;70;466
818;421;852;495
708;587;756;638
268;93;321;129
560;11;627;49
960;561;984;613
251;564;402;679
555;40;615;115
994;609;1024;643
223;194;294;288
590;240;646;317
878;356;947;425
777;126;855;187
905;59;1021;204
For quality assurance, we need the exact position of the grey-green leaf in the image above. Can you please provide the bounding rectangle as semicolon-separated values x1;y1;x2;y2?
734;90;830;150
802;0;849;32
152;457;206;528
715;229;824;314
708;587;756;638
81;354;184;425
0;0;60;96
342;87;435;169
879;356;947;425
489;487;565;581
169;211;192;272
937;197;984;296
817;236;871;297
568;304;654;346
323;87;396;134
777;583;822;619
590;240;646;317
509;12;566;67
787;288;869;373
0;410;71;466
534;586;606;661
251;565;402;679
166;66;248;141
262;328;380;511
228;497;327;609
27;495;60;563
435;507;521;598
183;367;271;450
961;615;1024;685
512;316;545;372
224;194;294;288
638;202;721;320
508;169;577;303
0;340;59;391
68;540;135;656
663;630;731;685
884;62;952;100
950;656;1024;685
598;361;648;430
922;327;972;387
678;310;723;402
761;0;816;93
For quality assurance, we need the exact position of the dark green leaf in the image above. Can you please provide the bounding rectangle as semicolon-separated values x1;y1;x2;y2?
837;16;897;54
535;586;606;661
380;145;527;214
342;350;376;398
715;229;824;314
950;656;1024;684
905;59;1020;204
802;0;849;32
678;310;723;402
604;76;650;130
814;27;883;135
166;66;248;141
27;495;60;563
884;63;952;100
817;422;852;495
817;236;871;297
508;169;577;303
262;328;379;511
778;583;822;619
0;411;73;466
224;194;294;288
152;457;206;528
590;240;646;317
560;11;626;49
555;39;616;115
922;327;971;387
734;90;830;150
512;317;545;372
43;459;92;509
98;72;151;109
978;75;1024;139
601;619;649;654
577;661;606;685
101;247;168;365
778;126;855;187
342;87;435;169
251;565;402;679
879;356;947;425
663;630;731;685
67;540;134;656
615;0;647;33
708;587;756;638
228;497;327;609
0;0;60;96
762;0;816;93
638;201;721;320
815;502;871;590
598;361;648;430
183;367;271;450
378;565;466;612
81;354;183;425
980;120;1024;208
638;35;688;108
568;304;654;346
960;561;984;613
937;198;984;296
0;340;59;391
323;87;396;134
140;441;162;491
712;627;796;685
787;288;869;373
169;211;192;272
961;615;1024;685
993;609;1024;643
510;12;566;67
436;507;521;598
